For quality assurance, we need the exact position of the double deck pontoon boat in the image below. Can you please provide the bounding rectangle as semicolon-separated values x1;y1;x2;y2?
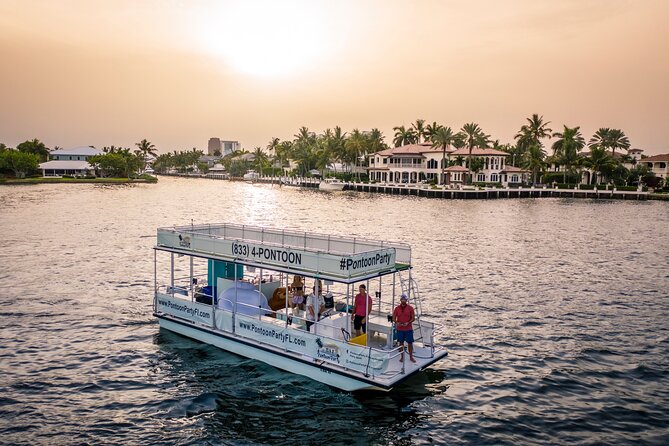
153;223;447;391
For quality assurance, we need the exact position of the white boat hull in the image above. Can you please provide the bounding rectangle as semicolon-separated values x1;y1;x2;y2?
319;181;345;191
158;316;385;391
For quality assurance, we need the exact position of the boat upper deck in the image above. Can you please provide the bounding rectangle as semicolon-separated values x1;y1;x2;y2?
156;223;411;282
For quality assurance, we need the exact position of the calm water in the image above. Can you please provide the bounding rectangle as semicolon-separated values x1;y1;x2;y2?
1;177;668;445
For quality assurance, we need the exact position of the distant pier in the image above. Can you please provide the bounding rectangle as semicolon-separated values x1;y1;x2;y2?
343;183;649;200
158;173;654;200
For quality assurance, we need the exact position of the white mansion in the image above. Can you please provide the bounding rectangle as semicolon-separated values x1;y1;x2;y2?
367;143;529;186
39;146;103;177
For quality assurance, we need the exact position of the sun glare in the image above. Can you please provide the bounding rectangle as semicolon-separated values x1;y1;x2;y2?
198;2;331;78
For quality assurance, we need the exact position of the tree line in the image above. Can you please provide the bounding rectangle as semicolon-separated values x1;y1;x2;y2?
202;116;659;186
253;117;660;187
2;116;664;187
0;139;157;178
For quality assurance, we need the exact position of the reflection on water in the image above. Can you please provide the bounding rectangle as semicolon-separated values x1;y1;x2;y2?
0;177;668;445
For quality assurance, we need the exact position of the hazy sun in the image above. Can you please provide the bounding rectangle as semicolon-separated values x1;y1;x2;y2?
198;1;331;77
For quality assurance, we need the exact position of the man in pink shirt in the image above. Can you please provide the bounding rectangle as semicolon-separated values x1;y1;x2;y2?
393;293;416;363
352;284;373;337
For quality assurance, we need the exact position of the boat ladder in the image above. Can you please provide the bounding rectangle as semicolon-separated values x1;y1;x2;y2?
397;271;425;345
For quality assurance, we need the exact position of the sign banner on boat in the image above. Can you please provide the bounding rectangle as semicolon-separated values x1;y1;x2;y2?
235;314;389;375
157;294;212;326
157;230;396;279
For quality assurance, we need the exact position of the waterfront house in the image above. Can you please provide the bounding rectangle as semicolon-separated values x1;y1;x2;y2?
641;153;669;179
367;144;527;186
367;143;452;184
39;146;103;177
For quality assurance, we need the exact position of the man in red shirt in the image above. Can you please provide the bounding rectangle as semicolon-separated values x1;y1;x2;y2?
393;293;416;363
352;284;373;337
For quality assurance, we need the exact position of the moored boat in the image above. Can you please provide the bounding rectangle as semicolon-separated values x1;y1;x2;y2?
152;223;447;391
319;178;346;191
243;170;259;181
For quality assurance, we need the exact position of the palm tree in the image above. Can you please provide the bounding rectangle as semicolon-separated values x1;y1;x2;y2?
292;127;317;175
552;126;585;183
412;119;426;143
424;122;442;142
253;147;268;173
515;114;553;159
392;126;417;147
588;128;611;152
583;146;615;185
329;126;348;168
460;123;490;184
430;126;455;185
367;128;387;153
522;144;546;185
135;139;157;170
266;137;280;158
608;128;630;158
345;129;367;180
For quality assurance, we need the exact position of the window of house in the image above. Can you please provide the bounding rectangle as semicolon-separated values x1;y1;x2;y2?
477;173;485;182
512;175;518;182
383;158;387;164
427;159;437;169
491;173;498;182
659;162;667;169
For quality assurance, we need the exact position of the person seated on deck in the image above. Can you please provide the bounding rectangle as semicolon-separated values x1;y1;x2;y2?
305;281;325;332
351;284;373;337
289;275;305;312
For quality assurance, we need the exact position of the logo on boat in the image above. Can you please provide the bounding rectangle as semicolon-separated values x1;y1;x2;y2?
339;252;393;271
316;338;341;363
178;234;191;248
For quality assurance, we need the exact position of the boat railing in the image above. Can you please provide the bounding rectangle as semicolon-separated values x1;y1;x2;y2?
159;222;412;264
158;283;439;351
156;289;418;380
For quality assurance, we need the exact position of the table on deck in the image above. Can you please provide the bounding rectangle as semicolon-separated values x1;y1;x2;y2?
366;314;394;349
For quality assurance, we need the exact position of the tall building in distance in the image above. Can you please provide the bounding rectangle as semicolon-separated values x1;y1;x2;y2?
208;137;240;156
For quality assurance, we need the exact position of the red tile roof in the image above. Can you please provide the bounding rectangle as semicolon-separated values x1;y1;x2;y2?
375;143;445;156
450;147;509;156
445;165;469;172
500;166;529;173
642;153;669;162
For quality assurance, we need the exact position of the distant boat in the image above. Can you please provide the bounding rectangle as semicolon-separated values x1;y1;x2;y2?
319;178;346;191
243;170;259;182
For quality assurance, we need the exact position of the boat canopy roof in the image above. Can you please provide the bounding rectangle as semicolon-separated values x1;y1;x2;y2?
156;223;411;283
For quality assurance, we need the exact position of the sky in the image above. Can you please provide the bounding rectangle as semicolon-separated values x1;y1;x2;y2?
1;0;668;155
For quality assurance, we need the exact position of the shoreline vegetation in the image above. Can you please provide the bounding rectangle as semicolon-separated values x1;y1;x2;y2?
1;116;667;192
0;176;157;185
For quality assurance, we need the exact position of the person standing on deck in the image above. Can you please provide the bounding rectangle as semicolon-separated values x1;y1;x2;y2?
352;284;373;337
305;282;325;332
393;293;416;363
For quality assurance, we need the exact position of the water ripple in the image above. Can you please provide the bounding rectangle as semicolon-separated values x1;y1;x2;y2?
0;178;668;445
